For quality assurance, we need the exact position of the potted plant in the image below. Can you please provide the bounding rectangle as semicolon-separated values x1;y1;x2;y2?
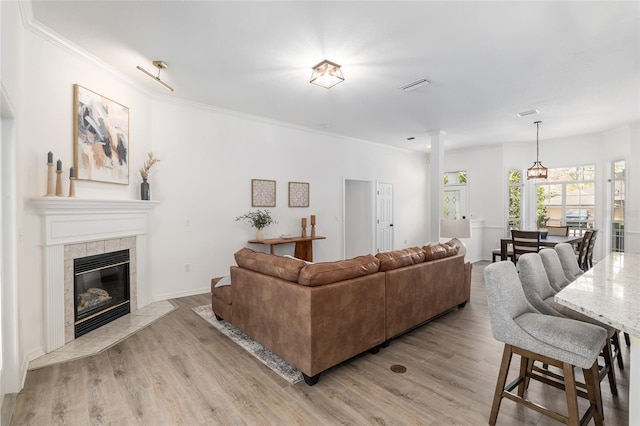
537;207;550;239
235;209;276;241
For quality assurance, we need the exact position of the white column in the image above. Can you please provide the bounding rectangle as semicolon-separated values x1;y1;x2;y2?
429;131;446;241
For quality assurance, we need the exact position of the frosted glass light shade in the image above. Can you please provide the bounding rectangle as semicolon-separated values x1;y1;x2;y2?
310;60;344;88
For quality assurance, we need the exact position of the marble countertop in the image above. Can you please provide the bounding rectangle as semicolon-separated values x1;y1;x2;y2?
554;252;640;338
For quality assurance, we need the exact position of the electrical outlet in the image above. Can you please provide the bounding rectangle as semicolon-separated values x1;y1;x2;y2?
185;263;191;272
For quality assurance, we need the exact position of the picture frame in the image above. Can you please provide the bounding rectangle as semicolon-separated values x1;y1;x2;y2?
288;182;309;207
251;179;276;207
73;84;130;184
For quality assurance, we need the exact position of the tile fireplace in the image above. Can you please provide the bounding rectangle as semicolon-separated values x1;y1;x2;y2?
30;198;158;352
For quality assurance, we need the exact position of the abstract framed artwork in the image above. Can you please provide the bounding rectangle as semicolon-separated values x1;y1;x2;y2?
251;179;276;207
288;182;309;207
73;84;130;184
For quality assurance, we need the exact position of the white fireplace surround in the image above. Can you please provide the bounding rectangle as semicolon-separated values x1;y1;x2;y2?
30;198;159;353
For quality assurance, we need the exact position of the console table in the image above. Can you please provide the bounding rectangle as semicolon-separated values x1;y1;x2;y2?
248;236;326;262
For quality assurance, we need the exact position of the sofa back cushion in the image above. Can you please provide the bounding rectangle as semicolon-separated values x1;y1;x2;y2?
234;248;306;282
423;240;460;261
375;247;426;271
298;254;380;286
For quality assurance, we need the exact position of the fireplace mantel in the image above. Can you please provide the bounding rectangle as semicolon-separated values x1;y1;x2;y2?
29;197;159;352
30;198;159;245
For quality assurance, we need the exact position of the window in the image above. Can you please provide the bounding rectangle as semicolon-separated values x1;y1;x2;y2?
507;170;523;232
443;171;467;219
611;160;625;252
536;165;595;236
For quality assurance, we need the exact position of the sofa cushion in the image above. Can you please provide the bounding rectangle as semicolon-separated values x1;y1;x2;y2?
375;247;426;271
234;248;306;282
423;244;447;260
298;254;380;286
442;240;460;256
211;277;233;305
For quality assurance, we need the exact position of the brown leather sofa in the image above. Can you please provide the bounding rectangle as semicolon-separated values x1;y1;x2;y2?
211;241;471;385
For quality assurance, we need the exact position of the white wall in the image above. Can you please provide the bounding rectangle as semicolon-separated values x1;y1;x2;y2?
147;100;429;300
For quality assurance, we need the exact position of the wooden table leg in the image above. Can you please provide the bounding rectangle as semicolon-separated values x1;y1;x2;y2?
294;241;313;262
501;239;508;261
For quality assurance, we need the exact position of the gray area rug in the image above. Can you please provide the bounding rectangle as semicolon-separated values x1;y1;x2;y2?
192;305;303;384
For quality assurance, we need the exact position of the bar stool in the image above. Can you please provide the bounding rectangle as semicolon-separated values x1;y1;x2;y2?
484;261;605;425
540;248;574;292
540;248;625;370
555;243;584;281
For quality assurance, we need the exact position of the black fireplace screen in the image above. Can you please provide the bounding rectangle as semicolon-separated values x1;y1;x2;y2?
74;249;130;337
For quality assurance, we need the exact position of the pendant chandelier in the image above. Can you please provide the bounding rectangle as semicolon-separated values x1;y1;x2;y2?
527;120;548;180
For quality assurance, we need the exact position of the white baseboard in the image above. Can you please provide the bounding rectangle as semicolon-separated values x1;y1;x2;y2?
152;286;210;303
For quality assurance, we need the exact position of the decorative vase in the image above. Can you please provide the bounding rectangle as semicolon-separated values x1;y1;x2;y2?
256;228;265;241
141;178;150;200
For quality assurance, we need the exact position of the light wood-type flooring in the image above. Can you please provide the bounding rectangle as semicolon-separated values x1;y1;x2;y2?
9;261;629;425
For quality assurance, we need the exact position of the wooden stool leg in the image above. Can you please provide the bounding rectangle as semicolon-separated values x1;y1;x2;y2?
584;362;604;426
490;345;513;425
602;337;618;396
612;331;624;369
518;356;533;396
562;362;580;425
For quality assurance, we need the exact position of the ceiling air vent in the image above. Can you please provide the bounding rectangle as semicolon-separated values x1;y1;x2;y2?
399;78;430;92
517;109;539;117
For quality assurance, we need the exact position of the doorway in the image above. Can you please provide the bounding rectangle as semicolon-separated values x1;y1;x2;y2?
343;179;393;258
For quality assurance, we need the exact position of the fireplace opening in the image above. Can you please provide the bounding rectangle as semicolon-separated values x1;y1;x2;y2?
74;249;130;338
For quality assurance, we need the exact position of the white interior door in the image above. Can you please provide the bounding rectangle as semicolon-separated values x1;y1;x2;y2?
376;182;393;253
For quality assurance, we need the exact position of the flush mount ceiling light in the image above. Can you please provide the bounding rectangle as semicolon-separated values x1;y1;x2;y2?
310;59;344;89
527;120;548;180
399;78;430;92
136;60;174;92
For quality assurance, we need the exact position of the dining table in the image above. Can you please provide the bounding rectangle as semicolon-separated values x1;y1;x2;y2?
554;252;640;425
499;234;583;261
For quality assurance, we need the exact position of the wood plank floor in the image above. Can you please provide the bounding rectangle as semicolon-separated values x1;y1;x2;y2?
10;261;629;425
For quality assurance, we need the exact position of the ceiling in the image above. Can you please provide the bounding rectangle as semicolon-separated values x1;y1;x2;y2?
29;1;640;152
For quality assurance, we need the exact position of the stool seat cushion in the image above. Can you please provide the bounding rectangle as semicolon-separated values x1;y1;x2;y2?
515;312;606;368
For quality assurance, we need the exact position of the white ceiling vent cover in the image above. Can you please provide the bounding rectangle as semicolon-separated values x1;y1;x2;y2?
399;78;431;92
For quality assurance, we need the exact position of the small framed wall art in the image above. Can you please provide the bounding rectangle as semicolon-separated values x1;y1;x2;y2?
251;179;276;207
288;181;309;207
73;84;130;184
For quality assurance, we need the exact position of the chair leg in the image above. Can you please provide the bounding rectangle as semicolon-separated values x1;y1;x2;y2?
562;362;580;425
519;357;534;396
625;332;631;347
583;361;605;426
490;345;513;426
612;331;624;370
601;337;618;396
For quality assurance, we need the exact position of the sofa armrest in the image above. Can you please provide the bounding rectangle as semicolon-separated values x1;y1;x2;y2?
230;266;386;377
